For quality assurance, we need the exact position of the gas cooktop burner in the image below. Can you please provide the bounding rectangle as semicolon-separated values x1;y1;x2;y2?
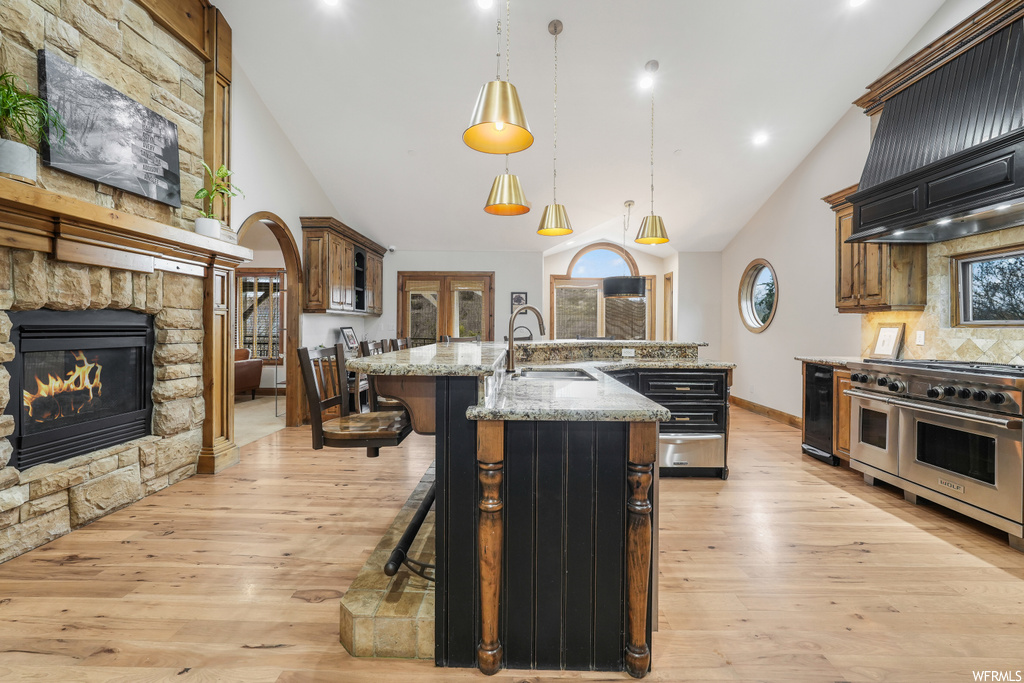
864;359;1024;377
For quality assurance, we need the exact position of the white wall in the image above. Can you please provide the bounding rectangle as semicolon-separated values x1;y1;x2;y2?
363;250;545;343
674;252;722;360
231;62;366;386
720;107;868;417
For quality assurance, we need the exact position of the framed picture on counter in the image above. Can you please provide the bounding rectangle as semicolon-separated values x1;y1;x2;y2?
869;322;905;359
511;291;527;312
340;326;359;352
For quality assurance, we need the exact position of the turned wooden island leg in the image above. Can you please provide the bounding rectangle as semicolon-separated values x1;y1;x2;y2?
625;422;657;678
477;420;505;675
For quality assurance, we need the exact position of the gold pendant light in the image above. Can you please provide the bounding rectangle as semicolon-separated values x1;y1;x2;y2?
635;60;670;245
485;155;530;215
537;20;572;236
464;0;533;155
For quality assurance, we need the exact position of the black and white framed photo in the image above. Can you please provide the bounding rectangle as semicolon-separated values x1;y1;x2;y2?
340;326;359;352
511;292;527;312
38;50;182;208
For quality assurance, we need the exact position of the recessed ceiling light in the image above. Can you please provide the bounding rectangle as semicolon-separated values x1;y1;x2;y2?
324;0;339;5
849;0;867;7
476;0;492;7
938;218;952;225
752;131;770;146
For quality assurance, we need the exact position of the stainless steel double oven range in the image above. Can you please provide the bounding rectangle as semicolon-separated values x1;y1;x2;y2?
845;359;1024;551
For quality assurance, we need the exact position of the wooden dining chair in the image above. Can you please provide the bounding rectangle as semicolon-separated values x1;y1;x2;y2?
358;340;406;413
440;335;480;342
389;337;410;351
298;343;411;458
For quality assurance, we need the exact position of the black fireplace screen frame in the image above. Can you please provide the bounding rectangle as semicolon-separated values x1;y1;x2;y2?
4;309;154;470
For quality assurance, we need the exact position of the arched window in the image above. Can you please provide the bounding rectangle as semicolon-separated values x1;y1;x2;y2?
568;243;639;278
550;242;654;340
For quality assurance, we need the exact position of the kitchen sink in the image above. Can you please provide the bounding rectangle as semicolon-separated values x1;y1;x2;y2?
515;368;596;381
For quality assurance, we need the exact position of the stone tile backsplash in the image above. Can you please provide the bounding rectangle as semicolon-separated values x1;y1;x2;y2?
862;224;1024;364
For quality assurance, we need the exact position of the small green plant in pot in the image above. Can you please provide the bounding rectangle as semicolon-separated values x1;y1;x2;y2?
194;161;243;237
0;71;66;185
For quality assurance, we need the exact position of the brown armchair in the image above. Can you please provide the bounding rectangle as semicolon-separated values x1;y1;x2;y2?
234;348;264;400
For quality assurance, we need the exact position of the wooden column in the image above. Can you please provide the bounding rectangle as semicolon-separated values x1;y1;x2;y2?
625;421;656;679
198;262;239;473
204;7;232;230
477;420;504;675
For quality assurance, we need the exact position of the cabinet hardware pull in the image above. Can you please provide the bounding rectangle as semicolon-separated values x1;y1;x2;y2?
674;387;691;391
674;417;690;421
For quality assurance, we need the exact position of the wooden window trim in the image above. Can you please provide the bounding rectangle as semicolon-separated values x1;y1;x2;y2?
566;242;640;277
237;268;286;364
951;243;1024;328
737;258;778;333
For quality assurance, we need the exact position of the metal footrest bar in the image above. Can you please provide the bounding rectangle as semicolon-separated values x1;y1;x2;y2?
383;480;436;582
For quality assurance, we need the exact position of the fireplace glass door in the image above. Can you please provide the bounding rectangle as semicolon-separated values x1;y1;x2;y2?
5;309;154;470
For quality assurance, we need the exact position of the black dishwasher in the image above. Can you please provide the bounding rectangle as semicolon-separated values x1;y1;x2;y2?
802;363;837;465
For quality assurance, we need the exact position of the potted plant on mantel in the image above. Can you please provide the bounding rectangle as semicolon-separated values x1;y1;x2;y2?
194;161;243;238
0;71;65;185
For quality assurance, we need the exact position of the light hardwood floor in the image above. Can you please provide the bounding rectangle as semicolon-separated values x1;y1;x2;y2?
1;409;1023;682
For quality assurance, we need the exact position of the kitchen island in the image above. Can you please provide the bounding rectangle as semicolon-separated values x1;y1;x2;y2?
348;340;730;677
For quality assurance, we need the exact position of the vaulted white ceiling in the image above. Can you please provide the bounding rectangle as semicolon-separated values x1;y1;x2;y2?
217;0;952;256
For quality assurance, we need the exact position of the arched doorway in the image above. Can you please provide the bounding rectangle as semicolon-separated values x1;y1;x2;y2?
236;211;304;427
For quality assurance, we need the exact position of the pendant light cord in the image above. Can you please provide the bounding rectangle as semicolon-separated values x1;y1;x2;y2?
505;0;511;82
650;86;655;216
552;28;558;203
494;5;501;81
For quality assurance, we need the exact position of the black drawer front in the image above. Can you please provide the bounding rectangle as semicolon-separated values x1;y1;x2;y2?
657;403;726;433
639;372;725;400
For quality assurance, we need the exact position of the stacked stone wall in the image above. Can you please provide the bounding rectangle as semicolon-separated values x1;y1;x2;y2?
0;0;206;231
0;247;204;563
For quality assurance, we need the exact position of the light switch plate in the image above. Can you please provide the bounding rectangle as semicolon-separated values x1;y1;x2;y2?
916;330;925;345
622;348;636;357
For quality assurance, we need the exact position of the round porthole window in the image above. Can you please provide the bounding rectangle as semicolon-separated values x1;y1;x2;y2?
738;259;778;333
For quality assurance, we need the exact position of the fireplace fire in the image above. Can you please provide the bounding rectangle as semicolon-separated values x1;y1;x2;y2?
4;310;154;470
23;350;103;422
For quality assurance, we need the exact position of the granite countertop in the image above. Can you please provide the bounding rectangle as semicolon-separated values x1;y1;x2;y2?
466;361;672;422
348;341;732;423
346;341;506;376
794;356;863;368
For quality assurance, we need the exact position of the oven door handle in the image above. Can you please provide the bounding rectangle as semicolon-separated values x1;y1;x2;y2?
887;397;1023;430
843;389;891;403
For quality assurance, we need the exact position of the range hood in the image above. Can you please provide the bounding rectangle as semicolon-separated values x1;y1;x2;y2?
848;18;1024;244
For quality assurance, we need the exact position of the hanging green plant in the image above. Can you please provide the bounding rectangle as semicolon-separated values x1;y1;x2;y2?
0;71;66;146
195;161;244;219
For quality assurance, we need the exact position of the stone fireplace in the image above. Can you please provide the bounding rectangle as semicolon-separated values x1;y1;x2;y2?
0;249;208;563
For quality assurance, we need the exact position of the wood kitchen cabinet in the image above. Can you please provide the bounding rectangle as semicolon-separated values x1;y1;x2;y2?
301;217;386;315
824;185;927;313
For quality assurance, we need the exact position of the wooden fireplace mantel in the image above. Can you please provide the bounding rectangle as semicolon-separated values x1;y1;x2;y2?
0;177;252;273
0;176;253;474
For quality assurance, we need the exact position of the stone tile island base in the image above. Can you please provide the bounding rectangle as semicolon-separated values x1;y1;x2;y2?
0;248;206;564
340;466;435;659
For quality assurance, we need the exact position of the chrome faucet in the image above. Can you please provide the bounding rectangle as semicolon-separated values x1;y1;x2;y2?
507;305;545;373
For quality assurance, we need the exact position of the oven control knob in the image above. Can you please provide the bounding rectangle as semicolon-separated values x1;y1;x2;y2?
850;373;861;382
990;392;1007;405
927;387;946;399
957;387;972;399
943;386;957;397
973;390;989;401
877;377;890;387
887;381;905;392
